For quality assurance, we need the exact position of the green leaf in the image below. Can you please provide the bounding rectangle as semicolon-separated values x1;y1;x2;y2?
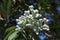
4;30;15;40
8;31;19;40
5;26;16;34
1;0;12;14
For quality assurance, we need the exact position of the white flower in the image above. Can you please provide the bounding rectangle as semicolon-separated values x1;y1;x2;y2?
19;17;21;19
33;9;39;13
28;14;33;19
33;29;36;31
43;18;47;20
43;24;49;28
35;14;40;18
17;20;23;25
36;22;39;25
36;32;39;35
46;19;49;22
16;19;21;23
24;10;30;14
19;16;24;20
39;14;42;17
43;18;49;23
42;24;50;31
24;10;30;16
38;7;41;10
30;9;34;12
19;17;22;20
16;25;19;28
29;14;32;17
35;14;42;18
29;5;34;12
32;37;35;40
21;15;24;18
15;5;50;31
39;19;43;21
29;5;34;9
26;24;32;27
16;19;19;22
43;28;50;31
15;27;21;30
15;25;21;30
38;27;42;30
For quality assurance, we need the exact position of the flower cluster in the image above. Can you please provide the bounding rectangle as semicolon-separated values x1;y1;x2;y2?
15;5;50;32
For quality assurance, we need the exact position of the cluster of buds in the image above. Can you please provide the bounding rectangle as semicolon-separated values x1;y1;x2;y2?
15;5;50;32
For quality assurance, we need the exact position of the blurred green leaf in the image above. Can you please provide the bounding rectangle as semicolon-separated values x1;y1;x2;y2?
0;0;12;14
8;31;19;40
4;30;15;40
5;26;16;35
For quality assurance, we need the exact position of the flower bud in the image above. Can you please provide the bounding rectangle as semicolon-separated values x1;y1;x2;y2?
33;9;39;13
29;5;34;9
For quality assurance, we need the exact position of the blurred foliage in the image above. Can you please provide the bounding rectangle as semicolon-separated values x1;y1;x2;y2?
0;0;12;14
0;0;12;21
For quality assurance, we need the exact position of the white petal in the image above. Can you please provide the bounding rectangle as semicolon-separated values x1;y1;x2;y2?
43;18;47;20
43;24;49;27
29;5;34;9
35;14;40;18
15;27;21;30
38;7;41;10
18;27;21;29
33;9;39;13
16;25;19;27
26;24;32;27
46;19;49;22
39;19;43;21
43;28;50;31
42;24;50;30
36;32;39;35
17;21;23;25
33;29;36;31
24;10;30;14
15;28;19;30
